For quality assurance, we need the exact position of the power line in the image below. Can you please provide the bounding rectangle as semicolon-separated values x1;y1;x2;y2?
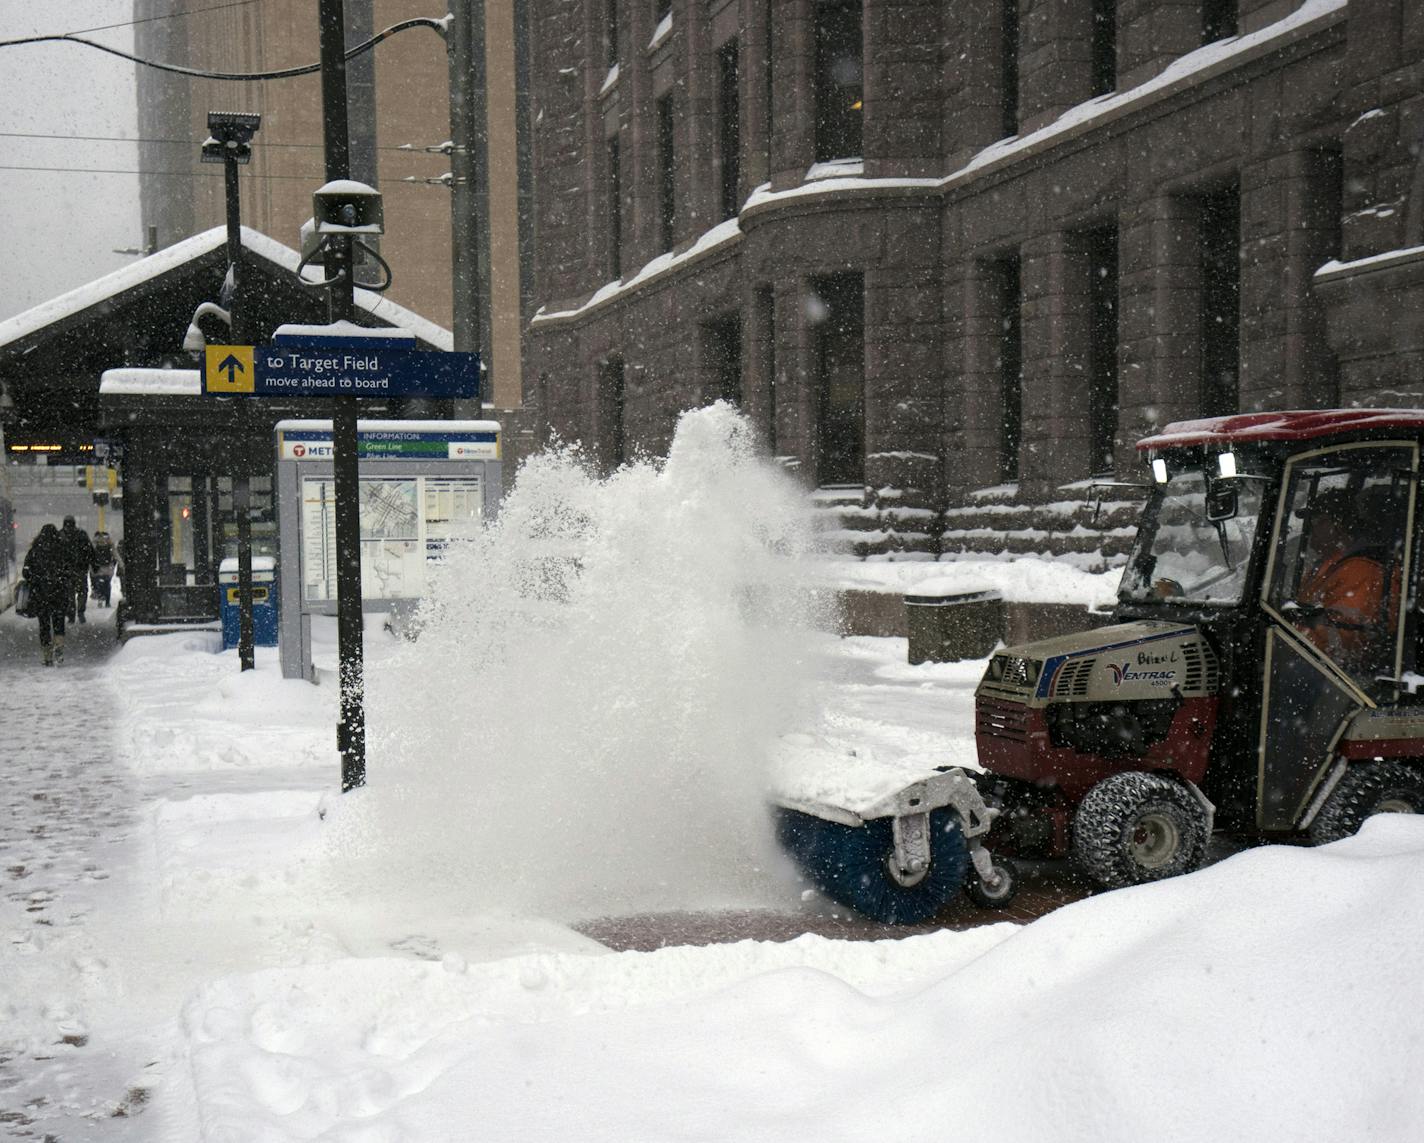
0;129;448;155
0;16;448;81
0;162;442;185
53;0;265;40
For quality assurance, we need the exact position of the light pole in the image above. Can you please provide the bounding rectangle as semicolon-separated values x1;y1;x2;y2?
201;110;261;672
317;0;367;792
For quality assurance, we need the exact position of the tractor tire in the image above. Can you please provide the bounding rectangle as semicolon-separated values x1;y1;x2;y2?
964;855;1018;909
1072;771;1210;891
1309;760;1424;846
775;807;969;925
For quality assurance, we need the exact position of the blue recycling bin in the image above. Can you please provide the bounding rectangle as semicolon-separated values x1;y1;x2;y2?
219;556;279;650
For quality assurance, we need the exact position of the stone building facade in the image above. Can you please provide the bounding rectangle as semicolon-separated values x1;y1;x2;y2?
525;0;1424;558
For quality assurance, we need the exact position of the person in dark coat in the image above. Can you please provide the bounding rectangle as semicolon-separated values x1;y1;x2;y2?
59;515;95;625
90;530;120;608
21;524;69;666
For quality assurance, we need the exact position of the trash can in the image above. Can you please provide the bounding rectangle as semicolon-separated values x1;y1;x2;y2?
219;556;279;650
904;584;1004;664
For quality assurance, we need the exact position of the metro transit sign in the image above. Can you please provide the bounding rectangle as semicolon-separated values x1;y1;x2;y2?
202;340;480;399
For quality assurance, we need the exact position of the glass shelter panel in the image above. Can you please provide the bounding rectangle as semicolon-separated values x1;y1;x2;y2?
301;473;484;602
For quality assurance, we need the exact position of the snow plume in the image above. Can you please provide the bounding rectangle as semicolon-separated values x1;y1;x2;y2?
335;403;827;920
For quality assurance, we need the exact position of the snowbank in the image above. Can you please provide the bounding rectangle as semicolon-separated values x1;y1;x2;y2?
813;555;1120;608
175;817;1424;1141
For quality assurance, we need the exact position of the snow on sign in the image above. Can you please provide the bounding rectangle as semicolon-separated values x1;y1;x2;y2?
202;322;479;399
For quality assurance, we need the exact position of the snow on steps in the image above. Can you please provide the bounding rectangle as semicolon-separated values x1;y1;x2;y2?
812;482;1142;567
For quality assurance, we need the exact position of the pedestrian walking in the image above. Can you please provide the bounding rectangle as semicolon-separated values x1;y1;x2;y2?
59;515;95;625
21;524;70;666
90;530;120;609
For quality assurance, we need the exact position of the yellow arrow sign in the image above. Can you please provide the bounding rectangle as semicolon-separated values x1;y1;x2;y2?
205;345;255;393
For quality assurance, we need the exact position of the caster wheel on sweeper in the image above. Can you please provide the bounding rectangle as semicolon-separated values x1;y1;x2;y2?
964;855;1018;909
776;807;969;925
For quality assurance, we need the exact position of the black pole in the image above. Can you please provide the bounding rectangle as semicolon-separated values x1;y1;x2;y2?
446;1;485;367
319;0;367;792
223;153;256;672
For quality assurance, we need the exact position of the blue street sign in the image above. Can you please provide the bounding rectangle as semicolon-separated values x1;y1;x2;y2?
203;341;480;399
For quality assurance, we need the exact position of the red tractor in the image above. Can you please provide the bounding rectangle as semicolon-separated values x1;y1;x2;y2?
778;410;1424;921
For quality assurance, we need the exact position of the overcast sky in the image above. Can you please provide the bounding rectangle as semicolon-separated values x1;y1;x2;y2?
0;4;141;323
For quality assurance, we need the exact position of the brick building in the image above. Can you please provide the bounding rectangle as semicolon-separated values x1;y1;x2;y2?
525;0;1424;558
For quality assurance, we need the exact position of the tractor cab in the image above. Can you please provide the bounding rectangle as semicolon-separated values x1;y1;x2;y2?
977;410;1424;890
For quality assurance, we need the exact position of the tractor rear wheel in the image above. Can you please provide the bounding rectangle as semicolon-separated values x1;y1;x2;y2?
1072;771;1210;891
1309;760;1424;845
775;807;969;925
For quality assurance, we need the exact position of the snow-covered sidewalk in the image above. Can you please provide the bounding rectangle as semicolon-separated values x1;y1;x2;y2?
5;619;1424;1141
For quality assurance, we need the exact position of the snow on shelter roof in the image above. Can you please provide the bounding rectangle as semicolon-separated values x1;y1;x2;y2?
1137;410;1424;451
0;226;451;353
98;368;202;396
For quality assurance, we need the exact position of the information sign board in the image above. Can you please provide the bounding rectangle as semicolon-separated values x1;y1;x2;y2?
202;341;479;399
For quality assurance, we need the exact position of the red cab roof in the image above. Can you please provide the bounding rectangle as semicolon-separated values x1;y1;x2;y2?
1136;409;1424;451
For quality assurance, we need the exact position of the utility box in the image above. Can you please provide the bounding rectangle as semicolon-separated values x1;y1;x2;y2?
219;555;279;650
904;586;1004;664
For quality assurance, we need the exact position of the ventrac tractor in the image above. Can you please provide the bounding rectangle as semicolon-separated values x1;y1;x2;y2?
777;410;1424;923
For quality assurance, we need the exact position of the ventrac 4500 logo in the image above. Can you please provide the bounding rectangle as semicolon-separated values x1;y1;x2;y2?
1107;648;1179;689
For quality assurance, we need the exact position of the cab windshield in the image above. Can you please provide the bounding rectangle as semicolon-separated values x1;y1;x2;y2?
1119;461;1270;607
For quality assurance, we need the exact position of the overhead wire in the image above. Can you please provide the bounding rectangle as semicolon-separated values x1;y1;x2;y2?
0;15;448;81
0;163;444;185
0;129;447;155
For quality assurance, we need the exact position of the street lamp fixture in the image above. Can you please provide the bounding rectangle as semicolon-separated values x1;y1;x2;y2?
200;111;261;166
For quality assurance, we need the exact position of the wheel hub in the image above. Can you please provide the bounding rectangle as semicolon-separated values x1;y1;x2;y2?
1129;812;1180;870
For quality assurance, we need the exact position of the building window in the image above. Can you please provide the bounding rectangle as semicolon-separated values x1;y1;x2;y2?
703;312;743;407
1202;0;1237;43
607;134;622;280
718;39;741;221
606;0;619;69
813;1;862;162
764;0;775;170
1090;0;1116;98
599;356;627;470
657;93;675;251
1000;0;1019;138
993;255;1023;483
757;285;776;451
810;272;865;486
1084;224;1119;473
1199;184;1240;418
1307;146;1344;407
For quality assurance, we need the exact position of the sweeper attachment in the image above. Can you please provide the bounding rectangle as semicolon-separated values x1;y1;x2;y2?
773;768;1007;924
778;410;1424;922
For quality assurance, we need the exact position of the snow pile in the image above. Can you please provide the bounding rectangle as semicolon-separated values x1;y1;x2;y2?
342;403;827;919
177;817;1424;1141
816;555;1119;607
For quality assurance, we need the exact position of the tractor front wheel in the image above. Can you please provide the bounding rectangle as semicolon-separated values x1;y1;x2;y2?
776;808;969;925
1309;760;1424;845
1072;771;1210;891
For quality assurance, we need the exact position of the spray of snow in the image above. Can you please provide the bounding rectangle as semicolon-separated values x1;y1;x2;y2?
327;403;827;919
